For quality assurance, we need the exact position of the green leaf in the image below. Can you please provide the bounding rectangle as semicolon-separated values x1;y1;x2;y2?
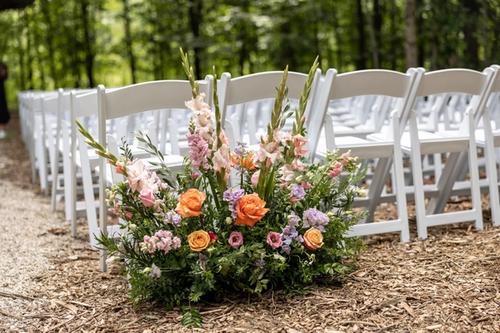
181;306;203;328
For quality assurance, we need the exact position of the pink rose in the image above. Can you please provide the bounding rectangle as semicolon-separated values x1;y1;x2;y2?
228;231;244;248
266;231;282;249
139;188;155;207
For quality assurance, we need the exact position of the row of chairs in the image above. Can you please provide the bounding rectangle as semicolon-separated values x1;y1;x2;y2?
18;65;500;271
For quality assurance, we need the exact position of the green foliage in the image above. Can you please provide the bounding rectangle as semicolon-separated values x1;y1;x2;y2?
181;307;203;328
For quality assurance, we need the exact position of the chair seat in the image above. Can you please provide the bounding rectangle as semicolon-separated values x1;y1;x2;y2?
475;128;500;146
316;135;394;159
370;130;470;155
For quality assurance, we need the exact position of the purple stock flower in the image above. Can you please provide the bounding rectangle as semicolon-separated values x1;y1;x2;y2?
223;188;245;218
290;184;306;203
303;208;330;232
164;210;182;226
280;213;304;254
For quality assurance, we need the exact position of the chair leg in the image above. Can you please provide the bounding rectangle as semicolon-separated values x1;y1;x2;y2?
366;157;391;222
409;116;428;240
467;142;484;231
485;144;500;227
394;147;410;242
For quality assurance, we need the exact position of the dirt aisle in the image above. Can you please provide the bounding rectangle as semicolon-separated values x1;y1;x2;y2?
0;117;499;332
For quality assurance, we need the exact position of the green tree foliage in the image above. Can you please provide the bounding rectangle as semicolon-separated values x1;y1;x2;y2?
0;0;498;107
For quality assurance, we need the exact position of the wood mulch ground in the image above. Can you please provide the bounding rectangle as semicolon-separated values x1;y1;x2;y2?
0;117;499;332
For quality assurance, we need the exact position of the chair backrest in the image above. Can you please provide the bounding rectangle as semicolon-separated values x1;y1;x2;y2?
96;78;213;238
488;65;500;94
218;70;321;146
98;79;213;121
413;68;496;130
309;68;420;157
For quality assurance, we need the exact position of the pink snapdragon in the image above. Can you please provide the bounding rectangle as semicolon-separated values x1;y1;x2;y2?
329;161;343;178
187;133;210;170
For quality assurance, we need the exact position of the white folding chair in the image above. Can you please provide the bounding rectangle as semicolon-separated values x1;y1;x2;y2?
402;68;496;239
96;78;213;271
474;65;500;226
309;68;422;242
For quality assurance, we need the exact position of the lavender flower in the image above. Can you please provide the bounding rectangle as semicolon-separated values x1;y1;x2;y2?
290;184;305;203
280;213;304;254
223;188;245;218
302;208;330;232
164;210;182;226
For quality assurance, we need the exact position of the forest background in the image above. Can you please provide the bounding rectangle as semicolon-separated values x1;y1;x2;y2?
0;0;498;107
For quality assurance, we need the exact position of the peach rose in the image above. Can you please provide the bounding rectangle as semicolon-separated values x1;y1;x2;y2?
176;188;206;218
303;228;323;250
187;230;211;252
235;193;269;227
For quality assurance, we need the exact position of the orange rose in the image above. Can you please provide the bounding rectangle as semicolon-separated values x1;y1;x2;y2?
187;230;210;252
303;228;323;250
235;193;269;227
176;188;206;218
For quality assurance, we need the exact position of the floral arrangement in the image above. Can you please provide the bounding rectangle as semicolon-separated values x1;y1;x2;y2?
78;50;363;326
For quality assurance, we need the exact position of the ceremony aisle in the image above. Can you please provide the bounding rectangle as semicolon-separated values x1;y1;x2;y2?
0;117;498;332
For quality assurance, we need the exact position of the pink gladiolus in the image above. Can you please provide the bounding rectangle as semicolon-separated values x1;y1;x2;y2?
127;159;147;193
293;134;308;158
251;170;260;187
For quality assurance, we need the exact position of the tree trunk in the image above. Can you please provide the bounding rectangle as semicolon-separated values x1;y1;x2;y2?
461;0;480;69
355;0;367;69
40;0;58;88
388;0;398;69
80;0;95;87
16;12;26;90
70;1;82;88
188;0;203;79
25;9;34;90
372;0;382;68
404;0;418;68
332;4;343;71
122;0;137;83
